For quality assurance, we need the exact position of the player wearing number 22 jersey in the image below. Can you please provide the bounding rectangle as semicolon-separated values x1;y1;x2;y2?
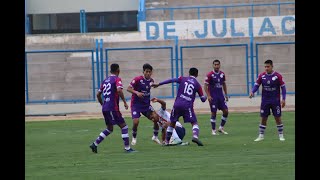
152;68;207;146
89;63;135;153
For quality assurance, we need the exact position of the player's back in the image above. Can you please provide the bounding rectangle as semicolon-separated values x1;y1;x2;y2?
101;75;121;111
174;76;201;108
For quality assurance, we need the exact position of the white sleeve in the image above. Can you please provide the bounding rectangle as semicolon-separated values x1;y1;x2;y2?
158;108;165;115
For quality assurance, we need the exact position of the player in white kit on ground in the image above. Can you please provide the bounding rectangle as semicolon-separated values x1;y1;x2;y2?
149;97;189;146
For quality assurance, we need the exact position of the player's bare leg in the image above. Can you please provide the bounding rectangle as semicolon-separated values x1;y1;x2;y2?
131;118;139;145
151;121;161;144
191;122;203;146
275;116;285;141
148;111;161;144
254;117;268;141
210;112;218;135
218;109;229;134
90;124;113;153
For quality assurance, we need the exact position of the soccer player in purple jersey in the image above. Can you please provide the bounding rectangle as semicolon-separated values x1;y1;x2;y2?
89;63;135;153
249;60;286;141
127;63;161;145
204;59;229;135
152;68;207;146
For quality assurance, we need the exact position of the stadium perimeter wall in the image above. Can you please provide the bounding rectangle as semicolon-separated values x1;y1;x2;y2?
25;15;294;117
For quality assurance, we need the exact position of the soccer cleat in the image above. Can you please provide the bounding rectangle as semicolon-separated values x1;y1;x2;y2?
192;137;204;146
212;130;219;135
218;128;228;135
151;136;162;144
89;143;98;153
170;139;182;145
131;138;137;145
125;148;136;153
162;142;170;146
254;135;264;142
279;134;285;141
180;142;190;146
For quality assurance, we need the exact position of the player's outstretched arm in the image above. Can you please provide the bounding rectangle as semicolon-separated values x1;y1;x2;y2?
152;78;180;88
197;86;207;102
151;97;166;110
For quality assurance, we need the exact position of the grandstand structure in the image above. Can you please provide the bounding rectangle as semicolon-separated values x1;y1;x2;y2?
25;0;295;104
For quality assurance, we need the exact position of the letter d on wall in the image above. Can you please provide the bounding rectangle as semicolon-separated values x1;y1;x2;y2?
146;22;160;40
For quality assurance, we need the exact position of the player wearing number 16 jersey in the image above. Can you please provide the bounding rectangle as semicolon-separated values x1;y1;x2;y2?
89;63;135;153
152;68;207;146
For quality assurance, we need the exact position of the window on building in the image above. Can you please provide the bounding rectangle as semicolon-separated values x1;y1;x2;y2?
27;11;138;34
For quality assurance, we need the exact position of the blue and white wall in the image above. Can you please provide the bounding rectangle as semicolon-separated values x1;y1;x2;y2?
140;15;295;40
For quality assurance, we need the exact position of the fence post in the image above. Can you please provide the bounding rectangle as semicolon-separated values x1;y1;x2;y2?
170;47;174;98
249;17;255;93
80;9;84;33
278;0;281;16
80;9;87;33
175;37;179;78
251;5;254;17
197;8;200;19
25;0;28;34
170;9;174;20
91;51;95;101
25;52;29;103
100;39;104;80
83;10;87;33
95;39;100;88
26;17;30;34
141;0;146;20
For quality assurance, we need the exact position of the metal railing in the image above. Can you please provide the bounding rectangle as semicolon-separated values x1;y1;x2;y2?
138;1;295;22
25;49;95;104
255;41;295;95
25;40;294;104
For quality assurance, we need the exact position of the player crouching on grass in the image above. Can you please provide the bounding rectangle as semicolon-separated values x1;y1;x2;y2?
149;97;189;146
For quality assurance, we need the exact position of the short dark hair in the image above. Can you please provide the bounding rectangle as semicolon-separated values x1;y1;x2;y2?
143;63;153;71
213;59;220;64
264;59;273;66
110;63;119;73
189;67;198;76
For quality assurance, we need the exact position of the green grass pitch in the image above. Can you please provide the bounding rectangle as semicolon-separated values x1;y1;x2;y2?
25;111;295;180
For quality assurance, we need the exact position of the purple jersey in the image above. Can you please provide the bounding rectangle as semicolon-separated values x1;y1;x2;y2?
129;76;154;110
204;70;226;98
98;75;123;111
174;76;205;108
255;71;285;102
